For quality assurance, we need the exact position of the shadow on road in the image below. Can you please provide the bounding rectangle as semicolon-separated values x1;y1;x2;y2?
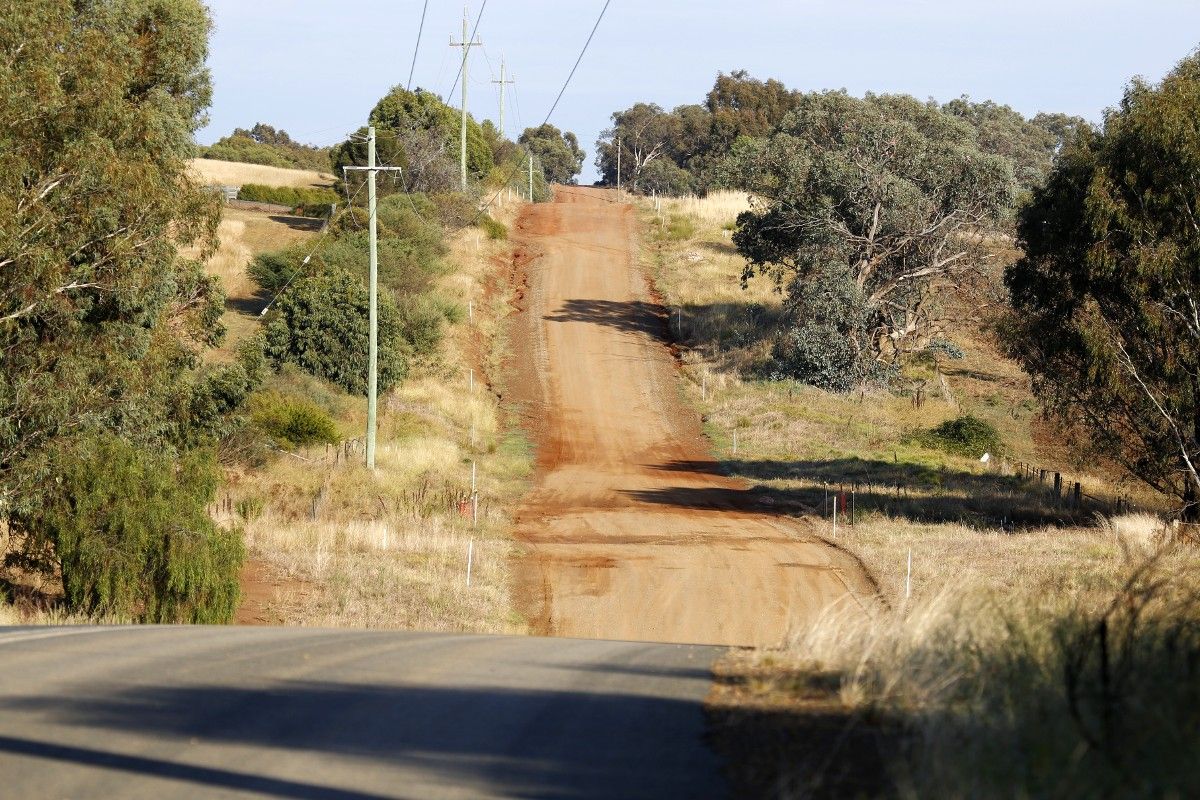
0;676;723;800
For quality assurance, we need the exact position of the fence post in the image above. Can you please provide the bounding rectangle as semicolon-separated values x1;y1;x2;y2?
1073;482;1082;509
1054;472;1062;502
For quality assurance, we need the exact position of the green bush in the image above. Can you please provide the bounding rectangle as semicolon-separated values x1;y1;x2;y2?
248;245;308;294
263;270;408;396
31;433;243;623
236;183;339;213
431;192;481;229
479;214;508;240
395;295;445;359
922;415;1003;457
249;391;340;448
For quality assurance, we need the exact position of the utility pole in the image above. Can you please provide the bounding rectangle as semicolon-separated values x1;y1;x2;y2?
528;151;534;201
491;58;514;138
450;7;482;191
342;127;402;470
616;135;622;198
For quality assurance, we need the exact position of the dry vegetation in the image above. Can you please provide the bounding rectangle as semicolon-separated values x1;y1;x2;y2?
226;191;531;633
640;192;1200;797
188;157;334;189
181;206;321;362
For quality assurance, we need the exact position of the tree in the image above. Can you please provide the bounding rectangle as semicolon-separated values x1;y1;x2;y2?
263;271;409;396
0;0;246;619
1005;50;1200;514
595;103;681;191
731;91;1016;384
332;87;493;194
518;123;585;185
203;122;332;172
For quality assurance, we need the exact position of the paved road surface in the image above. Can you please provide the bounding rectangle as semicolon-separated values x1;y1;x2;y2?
0;626;725;799
509;187;872;647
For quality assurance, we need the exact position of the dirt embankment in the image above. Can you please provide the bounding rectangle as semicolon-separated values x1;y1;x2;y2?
507;187;873;647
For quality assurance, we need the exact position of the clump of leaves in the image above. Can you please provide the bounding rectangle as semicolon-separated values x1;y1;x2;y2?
479;214;508;240
921;415;1003;457
249;391;340;449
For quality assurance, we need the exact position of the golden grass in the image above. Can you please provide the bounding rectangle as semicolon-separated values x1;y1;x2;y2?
225;199;532;633
188;158;334;189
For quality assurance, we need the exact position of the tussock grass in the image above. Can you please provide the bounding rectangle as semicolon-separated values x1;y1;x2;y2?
188;158;333;189
226;200;531;633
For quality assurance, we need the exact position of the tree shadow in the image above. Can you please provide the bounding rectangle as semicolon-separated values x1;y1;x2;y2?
0;673;725;799
225;290;270;316
632;457;1096;527
544;299;671;343
268;215;325;232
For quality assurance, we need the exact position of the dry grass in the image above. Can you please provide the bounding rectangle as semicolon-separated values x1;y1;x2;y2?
188;158;334;189
645;194;1200;797
225;198;532;633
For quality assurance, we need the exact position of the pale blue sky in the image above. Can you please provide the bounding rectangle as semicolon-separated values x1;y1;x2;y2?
199;1;1200;182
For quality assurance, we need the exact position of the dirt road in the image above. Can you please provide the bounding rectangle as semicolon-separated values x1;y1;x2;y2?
510;187;872;647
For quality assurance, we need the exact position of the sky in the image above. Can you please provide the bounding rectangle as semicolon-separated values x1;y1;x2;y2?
199;1;1200;183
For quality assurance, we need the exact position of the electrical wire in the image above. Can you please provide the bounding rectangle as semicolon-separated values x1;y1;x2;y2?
259;173;370;315
447;0;488;103
481;0;613;211
406;0;431;91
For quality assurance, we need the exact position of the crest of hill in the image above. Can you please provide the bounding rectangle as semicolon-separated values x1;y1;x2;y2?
189;158;334;190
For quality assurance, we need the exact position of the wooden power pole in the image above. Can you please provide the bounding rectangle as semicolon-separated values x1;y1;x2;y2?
491;58;514;138
451;8;482;191
341;127;402;470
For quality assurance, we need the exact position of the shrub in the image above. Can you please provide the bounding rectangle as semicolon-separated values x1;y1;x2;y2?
772;322;861;392
248;245;308;294
479;214;508;240
263;270;408;396
430;192;480;229
25;434;243;623
249;391;340;448
922;414;1003;457
395;295;445;359
236;183;339;211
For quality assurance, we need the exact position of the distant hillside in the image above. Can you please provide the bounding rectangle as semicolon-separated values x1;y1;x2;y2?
188;158;333;190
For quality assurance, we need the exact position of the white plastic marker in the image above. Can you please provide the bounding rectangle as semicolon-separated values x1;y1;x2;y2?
732;430;738;456
906;549;913;600
833;496;838;535
469;300;473;322
466;539;475;587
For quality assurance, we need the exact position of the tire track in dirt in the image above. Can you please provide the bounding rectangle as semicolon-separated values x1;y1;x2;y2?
508;187;873;647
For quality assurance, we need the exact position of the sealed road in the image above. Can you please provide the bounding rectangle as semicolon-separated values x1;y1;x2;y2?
0;626;725;799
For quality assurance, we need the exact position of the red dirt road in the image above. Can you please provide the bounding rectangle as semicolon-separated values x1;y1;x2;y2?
509;187;872;647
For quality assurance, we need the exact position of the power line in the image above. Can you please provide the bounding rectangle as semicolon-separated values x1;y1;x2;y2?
544;0;612;124
406;0;431;91
481;0;613;210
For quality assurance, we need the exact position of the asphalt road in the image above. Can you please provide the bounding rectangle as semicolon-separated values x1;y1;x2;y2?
0;626;726;799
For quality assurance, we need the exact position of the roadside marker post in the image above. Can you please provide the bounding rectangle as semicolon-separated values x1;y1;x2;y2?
905;549;912;600
466;538;475;587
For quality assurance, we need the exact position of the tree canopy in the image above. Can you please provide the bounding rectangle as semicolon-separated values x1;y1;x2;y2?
519;123;585;185
202;122;332;172
0;0;247;621
730;91;1016;385
332;87;493;194
1006;50;1200;512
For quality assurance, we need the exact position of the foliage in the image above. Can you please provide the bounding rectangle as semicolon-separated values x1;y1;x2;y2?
920;415;1003;457
331;87;493;195
1005;49;1200;511
202;123;332;172
236;183;339;212
249;391;340;449
20;433;242;622
0;0;252;618
479;215;508;241
518;123;585;185
943;97;1088;195
730;91;1015;372
263;271;408;396
768;267;892;391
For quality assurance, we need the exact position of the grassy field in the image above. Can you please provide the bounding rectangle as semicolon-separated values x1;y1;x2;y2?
189;158;334;189
638;192;1200;798
225;191;532;632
